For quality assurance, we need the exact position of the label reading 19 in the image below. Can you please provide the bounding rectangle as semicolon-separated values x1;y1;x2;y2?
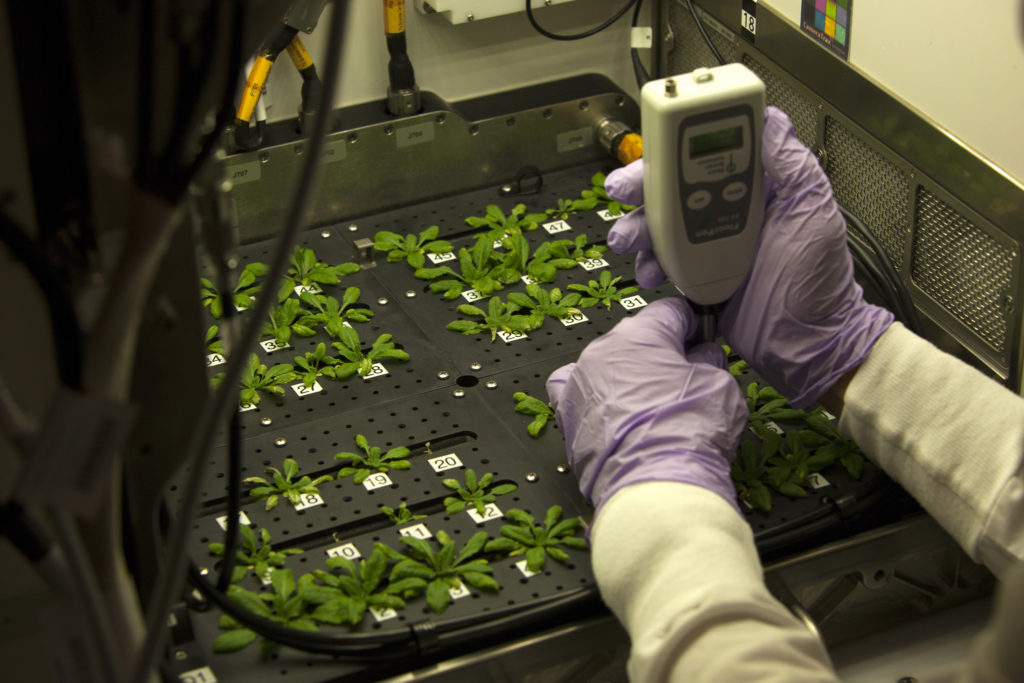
428;453;463;472
467;503;502;524
362;472;393;491
326;542;361;560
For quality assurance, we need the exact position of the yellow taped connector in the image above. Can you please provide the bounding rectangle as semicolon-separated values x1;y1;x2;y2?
236;55;273;123
285;36;313;71
383;0;406;35
616;133;643;166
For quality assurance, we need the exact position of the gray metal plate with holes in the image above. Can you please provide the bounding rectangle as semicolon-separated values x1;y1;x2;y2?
179;161;894;681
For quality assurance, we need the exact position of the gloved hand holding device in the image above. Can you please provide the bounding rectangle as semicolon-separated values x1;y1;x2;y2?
605;107;893;408
545;298;748;518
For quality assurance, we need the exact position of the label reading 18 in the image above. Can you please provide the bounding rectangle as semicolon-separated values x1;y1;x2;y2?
326;542;361;560
291;492;325;511
427;453;463;472
362;472;393;491
467;503;502;524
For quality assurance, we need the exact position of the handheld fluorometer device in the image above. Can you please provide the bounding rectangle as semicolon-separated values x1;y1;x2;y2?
641;63;765;315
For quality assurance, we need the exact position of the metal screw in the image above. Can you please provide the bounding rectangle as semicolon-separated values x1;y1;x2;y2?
557;464;569;473
453;389;465;398
175;650;188;660
260;417;272;426
502;184;513;193
525;473;538;482
579;100;589;111
378;297;389;305
469;125;479;136
347;133;358;143
466;13;474;21
259;151;270;163
436;113;447;125
320;229;332;239
348;224;359;232
384;125;394;136
275;437;287;447
405;290;417;298
665;79;677;96
294;144;304;155
437;370;450;380
485;380;498;389
470;362;482;371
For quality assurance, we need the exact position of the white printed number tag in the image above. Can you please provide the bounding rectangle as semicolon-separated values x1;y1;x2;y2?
543;220;572;234
291;492;325;511
427;251;456;265
238;400;258;413
579;258;609;271
448;580;470;600
179;667;218;683
596;209;622;222
215;511;251;531
398;523;432;540
497;330;528;343
259;338;291;353
467;503;502;524
807;473;831;489
361;363;388;380
427;453;463;472
369;606;398;622
461;288;484;303
291;380;323;396
293;283;322;297
362;472;393;491
326;543;361;560
559;311;588;327
515;559;540;578
206;353;226;367
619;295;648;311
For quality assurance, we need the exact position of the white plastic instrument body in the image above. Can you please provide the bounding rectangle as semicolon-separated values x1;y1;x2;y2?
641;63;766;306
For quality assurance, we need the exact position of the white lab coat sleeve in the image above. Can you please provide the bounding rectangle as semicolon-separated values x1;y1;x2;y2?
590;482;838;682
839;323;1024;579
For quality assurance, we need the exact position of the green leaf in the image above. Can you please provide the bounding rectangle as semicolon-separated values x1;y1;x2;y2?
426;578;452;613
212;627;258;653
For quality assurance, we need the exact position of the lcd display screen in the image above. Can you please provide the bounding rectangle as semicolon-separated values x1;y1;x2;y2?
689;127;743;157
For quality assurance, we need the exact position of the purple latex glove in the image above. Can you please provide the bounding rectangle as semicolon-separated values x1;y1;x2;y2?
604;107;893;408
546;298;748;519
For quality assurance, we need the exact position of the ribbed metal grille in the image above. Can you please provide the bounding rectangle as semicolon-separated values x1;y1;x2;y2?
741;55;817;149
667;4;739;73
912;188;1014;353
823;117;909;270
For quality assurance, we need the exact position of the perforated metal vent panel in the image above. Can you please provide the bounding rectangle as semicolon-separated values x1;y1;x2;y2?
667;5;739;73
741;55;817;150
912;188;1014;354
823;117;910;270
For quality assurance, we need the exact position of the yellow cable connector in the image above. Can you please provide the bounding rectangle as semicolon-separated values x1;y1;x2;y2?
616;133;643;166
285;36;314;72
383;0;406;35
236;55;274;124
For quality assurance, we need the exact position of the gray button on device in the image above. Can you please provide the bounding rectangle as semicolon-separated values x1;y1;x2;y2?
687;190;712;210
723;182;748;202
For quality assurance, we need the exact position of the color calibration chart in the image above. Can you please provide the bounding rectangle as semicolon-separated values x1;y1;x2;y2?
801;0;851;60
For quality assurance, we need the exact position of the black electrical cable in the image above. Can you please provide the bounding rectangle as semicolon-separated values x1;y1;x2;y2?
526;0;639;41
630;0;651;89
215;390;244;592
847;236;903;317
683;0;725;66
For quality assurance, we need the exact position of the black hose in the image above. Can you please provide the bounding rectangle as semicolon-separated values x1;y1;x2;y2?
526;0;639;41
683;0;725;66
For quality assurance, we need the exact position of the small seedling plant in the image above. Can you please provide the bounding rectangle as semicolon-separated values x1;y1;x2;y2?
380;502;426;525
568;270;639;309
464;203;547;236
330;325;410;378
445;296;535;342
581;172;636;216
277;246;359;302
200;262;268;318
293;342;343;387
262;298;316;344
381;530;499;614
512;391;557;437
546;197;599;220
299;288;374;338
485;506;588;572
441;468;517;514
415;236;518;299
206;325;224;355
213;568;318;654
298;548;424;626
208;525;303;584
244;457;333;511
211;353;297;405
507;285;583;330
334;434;411;483
373;225;453;268
526;240;579;283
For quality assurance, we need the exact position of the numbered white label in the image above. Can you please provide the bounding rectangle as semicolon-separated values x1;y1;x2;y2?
291;380;323;397
466;503;502;524
596;209;621;222
361;363;389;381
238;400;257;413
206;353;226;367
515;560;540;578
259;567;273;585
542;220;572;234
497;330;528;344
741;8;757;34
179;666;218;683
259;338;291;353
398;523;432;540
579;258;609;271
461;288;484;303
492;240;504;249
559;311;589;327
427;251;456;264
362;472;393;491
291;492;325;511
234;297;256;313
807;473;831;490
427;453;463;472
821;409;836;421
520;274;538;285
762;420;784;435
215;511;251;531
369;605;398;622
619;295;648;311
325;542;361;560
293;283;322;297
448;579;470;600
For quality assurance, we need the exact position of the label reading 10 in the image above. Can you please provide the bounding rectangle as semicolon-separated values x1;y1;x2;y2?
362;472;393;491
428;453;463;472
326;543;361;560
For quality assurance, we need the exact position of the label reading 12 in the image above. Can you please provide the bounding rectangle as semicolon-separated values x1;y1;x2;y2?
467;503;502;524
